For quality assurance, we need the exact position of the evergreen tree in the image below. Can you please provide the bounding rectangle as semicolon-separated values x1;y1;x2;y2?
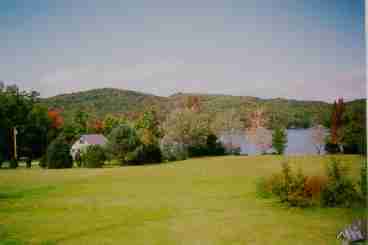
272;127;287;155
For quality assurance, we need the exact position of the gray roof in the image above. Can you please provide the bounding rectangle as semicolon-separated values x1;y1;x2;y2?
80;134;107;145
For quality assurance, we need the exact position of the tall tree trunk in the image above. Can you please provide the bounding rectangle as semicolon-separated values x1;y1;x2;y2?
8;127;17;160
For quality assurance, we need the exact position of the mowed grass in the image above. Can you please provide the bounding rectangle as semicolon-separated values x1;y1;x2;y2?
0;155;365;245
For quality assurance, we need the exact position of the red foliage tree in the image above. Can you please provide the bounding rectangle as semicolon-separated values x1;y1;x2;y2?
48;109;64;129
88;119;104;134
245;108;272;154
330;98;344;144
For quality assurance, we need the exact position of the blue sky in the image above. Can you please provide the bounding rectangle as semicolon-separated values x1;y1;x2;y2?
0;0;365;101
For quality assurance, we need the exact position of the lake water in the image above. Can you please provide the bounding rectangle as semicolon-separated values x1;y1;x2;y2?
220;129;326;155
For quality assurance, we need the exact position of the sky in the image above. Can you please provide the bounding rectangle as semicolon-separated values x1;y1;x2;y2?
0;0;365;101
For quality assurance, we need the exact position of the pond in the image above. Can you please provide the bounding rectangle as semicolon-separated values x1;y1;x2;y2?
220;129;326;155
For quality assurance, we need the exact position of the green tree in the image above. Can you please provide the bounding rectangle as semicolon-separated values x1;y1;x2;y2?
102;115;125;136
268;110;289;129
272;127;287;155
107;124;140;164
61;122;80;143
82;145;106;168
74;110;89;135
0;84;39;161
340;100;366;155
135;109;162;145
17;104;51;161
46;136;73;169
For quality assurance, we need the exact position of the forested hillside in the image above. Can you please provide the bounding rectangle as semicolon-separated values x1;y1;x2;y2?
42;88;170;121
41;88;364;128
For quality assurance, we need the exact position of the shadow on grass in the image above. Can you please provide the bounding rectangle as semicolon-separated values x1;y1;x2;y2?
0;225;25;245
0;220;58;245
0;186;57;200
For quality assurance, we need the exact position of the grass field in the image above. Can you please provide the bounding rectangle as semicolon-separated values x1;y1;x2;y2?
0;155;365;245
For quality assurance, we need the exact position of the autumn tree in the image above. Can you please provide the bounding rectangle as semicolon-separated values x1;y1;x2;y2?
324;98;345;154
47;108;64;143
48;109;64;129
247;108;268;129
162;108;211;147
87;118;104;134
330;98;344;145
245;108;272;154
185;96;202;113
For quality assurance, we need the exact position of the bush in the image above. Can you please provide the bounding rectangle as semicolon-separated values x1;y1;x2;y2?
107;124;140;164
187;144;207;157
82;145;106;168
75;151;83;167
187;134;226;157
25;157;32;168
267;161;313;207
160;138;188;162
321;158;359;207
304;175;327;202
321;178;358;207
255;177;272;199
39;155;47;168
268;173;284;196
223;143;241;155
0;153;3;168
286;169;312;207
125;144;162;165
263;158;362;208
324;142;341;154
359;159;367;200
9;159;18;169
46;137;73;169
205;134;226;156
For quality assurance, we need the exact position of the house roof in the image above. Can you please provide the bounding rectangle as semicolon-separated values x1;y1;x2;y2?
80;134;107;145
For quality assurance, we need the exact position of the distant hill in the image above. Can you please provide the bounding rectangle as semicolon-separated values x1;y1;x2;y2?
40;87;365;128
42;88;170;121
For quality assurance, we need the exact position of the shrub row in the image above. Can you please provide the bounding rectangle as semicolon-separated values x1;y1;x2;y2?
257;158;364;208
37;124;232;169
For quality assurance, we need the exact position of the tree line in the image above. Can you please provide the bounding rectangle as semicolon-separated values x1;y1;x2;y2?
0;83;366;169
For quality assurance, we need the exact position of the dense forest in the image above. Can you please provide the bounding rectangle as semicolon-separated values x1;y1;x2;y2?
42;88;336;129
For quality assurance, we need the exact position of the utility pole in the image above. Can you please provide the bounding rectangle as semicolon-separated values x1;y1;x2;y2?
13;127;17;160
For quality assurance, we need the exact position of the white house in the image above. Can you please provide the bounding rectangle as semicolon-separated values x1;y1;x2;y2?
71;134;108;159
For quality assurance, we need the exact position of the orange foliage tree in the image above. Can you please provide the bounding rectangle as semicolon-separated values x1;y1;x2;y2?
47;109;64;129
88;119;104;134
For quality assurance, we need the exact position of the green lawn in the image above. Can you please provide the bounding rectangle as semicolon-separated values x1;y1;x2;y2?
0;155;365;245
